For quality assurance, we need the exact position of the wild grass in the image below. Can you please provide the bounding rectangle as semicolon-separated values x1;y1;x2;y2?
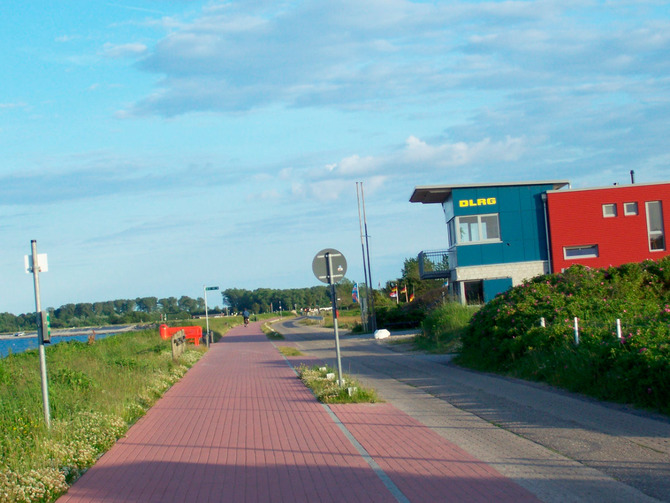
277;346;302;357
297;364;380;404
414;302;478;353
0;328;205;502
261;323;284;340
322;312;361;330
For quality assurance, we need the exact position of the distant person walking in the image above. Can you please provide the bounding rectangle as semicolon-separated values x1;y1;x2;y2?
243;309;250;327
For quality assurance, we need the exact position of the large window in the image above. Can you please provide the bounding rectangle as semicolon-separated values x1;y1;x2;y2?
646;201;665;251
564;245;599;259
449;213;500;245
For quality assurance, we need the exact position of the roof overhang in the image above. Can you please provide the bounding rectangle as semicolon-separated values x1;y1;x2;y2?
410;180;570;204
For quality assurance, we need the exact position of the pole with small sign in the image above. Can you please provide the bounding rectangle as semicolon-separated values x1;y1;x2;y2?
312;248;347;387
27;240;51;429
204;286;219;346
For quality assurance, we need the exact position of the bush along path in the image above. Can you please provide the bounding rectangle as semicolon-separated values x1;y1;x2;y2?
459;257;670;415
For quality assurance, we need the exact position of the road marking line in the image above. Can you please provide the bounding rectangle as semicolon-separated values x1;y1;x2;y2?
273;340;410;503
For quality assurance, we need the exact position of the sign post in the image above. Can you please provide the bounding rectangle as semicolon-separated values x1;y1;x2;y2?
26;240;51;429
204;286;219;347
312;248;347;387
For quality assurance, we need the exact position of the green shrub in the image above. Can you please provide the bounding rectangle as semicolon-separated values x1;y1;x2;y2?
457;258;670;414
416;301;477;353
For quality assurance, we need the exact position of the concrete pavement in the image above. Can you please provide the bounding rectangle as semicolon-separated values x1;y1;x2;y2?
274;318;669;502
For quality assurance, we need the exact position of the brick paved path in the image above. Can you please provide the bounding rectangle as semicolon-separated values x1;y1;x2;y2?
58;322;540;502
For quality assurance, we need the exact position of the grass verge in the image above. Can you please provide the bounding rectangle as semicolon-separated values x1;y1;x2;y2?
297;364;380;404
0;328;206;502
261;323;284;340
278;346;302;357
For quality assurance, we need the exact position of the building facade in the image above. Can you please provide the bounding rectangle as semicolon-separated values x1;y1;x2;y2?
546;183;670;272
411;180;670;303
410;181;569;302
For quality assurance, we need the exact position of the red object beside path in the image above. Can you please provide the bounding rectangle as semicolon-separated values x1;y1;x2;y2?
159;324;203;346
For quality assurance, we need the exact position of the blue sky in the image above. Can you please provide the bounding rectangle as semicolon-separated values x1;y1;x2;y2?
2;0;670;315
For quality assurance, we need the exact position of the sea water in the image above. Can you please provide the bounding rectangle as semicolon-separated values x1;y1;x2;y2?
0;332;118;358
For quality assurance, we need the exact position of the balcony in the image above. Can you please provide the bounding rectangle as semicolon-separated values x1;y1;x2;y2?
418;250;451;280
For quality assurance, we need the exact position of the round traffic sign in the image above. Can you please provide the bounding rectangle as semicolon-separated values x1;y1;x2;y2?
312;248;347;284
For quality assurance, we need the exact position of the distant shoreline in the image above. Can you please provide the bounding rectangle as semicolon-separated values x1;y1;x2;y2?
0;324;140;340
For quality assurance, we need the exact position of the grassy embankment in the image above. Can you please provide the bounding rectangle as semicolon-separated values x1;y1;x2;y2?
0;327;211;502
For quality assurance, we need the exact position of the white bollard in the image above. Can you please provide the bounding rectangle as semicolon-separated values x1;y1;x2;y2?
540;317;546;328
616;318;622;340
574;317;579;345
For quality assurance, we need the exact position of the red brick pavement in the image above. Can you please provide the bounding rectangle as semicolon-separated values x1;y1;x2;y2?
57;322;541;502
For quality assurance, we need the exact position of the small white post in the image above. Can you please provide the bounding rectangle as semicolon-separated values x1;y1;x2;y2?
540;317;546;328
574;317;579;345
616;318;622;340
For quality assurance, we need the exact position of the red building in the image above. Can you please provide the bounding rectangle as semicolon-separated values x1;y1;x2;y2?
546;182;670;273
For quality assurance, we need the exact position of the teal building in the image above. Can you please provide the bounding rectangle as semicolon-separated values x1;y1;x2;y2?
410;181;569;303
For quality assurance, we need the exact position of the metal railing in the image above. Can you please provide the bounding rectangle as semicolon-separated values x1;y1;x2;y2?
418;250;451;280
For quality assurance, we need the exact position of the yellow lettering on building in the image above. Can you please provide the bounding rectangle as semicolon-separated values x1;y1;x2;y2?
458;197;497;207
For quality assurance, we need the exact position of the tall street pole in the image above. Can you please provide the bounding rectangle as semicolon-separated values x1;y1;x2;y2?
360;183;377;332
356;182;369;332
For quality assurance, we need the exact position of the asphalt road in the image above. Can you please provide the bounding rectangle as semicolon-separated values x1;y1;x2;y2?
272;318;670;503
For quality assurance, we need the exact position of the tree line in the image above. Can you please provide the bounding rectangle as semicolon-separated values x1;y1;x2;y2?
0;282;355;333
1;257;445;334
0;296;209;332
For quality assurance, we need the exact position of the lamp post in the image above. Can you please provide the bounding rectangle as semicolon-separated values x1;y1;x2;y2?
204;285;219;346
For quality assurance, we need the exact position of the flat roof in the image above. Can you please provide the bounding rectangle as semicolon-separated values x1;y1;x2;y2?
410;180;570;204
546;181;670;194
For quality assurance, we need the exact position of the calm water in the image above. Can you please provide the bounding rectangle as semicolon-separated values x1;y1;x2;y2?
0;333;118;358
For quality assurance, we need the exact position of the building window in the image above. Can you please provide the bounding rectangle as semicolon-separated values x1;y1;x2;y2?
564;245;599;259
646;201;665;251
454;214;500;244
602;203;617;218
464;280;484;304
624;202;638;216
447;219;456;248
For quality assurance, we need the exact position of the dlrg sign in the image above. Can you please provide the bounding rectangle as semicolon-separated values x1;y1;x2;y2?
458;197;497;208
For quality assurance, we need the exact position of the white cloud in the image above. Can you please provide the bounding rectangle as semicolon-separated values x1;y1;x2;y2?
292;178;362;202
283;134;527;203
55;35;78;43
102;42;148;59
0;102;27;109
402;135;526;167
